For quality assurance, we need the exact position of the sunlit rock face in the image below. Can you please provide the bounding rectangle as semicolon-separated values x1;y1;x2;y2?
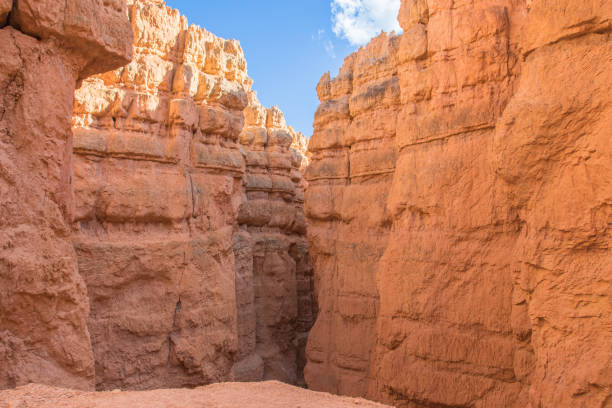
0;0;133;391
71;0;314;391
305;0;612;407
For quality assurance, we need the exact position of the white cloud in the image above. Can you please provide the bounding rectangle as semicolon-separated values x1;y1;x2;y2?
324;39;336;59
331;0;402;46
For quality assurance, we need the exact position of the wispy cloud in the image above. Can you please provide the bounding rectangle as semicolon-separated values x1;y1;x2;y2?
324;39;336;59
313;28;337;59
331;0;402;46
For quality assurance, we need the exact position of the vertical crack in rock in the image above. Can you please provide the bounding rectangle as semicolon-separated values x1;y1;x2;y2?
166;252;186;380
187;172;195;230
5;0;17;27
166;295;182;370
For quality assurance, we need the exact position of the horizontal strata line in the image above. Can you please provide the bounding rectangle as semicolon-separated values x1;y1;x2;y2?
398;123;496;152
383;356;518;386
351;168;396;177
245;188;295;194
73;149;178;164
194;164;244;173
255;167;294;172
332;362;369;373
246;167;294;174
523;24;612;57
73;236;194;244
306;168;395;182
389;313;512;338
409;349;516;374
305;175;348;181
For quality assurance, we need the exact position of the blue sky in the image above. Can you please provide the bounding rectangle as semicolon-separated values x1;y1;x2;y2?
164;0;401;136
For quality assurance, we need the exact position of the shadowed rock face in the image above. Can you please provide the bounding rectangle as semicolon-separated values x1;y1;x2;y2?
305;0;611;407
236;95;315;386
71;0;314;391
0;0;133;391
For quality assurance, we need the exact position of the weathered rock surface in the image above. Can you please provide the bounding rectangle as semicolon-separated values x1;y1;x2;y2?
235;93;314;386
0;0;132;391
71;0;314;391
0;0;10;27
305;0;611;407
0;381;391;408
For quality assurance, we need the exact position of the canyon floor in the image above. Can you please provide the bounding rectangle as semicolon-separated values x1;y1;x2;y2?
0;382;391;408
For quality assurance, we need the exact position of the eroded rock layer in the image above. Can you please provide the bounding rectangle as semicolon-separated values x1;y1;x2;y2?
305;0;611;407
71;0;314;391
235;94;314;385
0;0;133;391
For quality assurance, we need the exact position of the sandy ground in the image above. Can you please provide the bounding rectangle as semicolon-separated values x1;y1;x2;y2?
0;381;393;408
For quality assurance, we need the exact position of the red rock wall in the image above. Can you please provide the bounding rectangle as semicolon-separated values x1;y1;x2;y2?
71;0;314;390
305;0;611;407
494;2;612;405
305;32;400;397
0;0;133;390
235;95;314;385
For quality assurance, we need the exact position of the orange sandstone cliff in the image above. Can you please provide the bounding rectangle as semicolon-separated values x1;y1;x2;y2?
70;0;314;391
0;0;133;390
305;0;611;407
1;0;314;392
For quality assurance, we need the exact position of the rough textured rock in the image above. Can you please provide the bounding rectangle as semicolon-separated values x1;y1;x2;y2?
71;0;314;391
0;0;10;27
234;93;314;386
0;0;132;392
305;0;612;407
494;4;612;405
305;32;399;398
0;381;391;408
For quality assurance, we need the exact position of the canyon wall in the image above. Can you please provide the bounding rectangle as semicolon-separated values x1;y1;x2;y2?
71;0;314;391
235;95;314;386
305;0;611;407
0;0;133;390
0;0;313;392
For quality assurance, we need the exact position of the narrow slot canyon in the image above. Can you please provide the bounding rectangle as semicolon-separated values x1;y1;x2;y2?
70;0;315;389
0;0;610;407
